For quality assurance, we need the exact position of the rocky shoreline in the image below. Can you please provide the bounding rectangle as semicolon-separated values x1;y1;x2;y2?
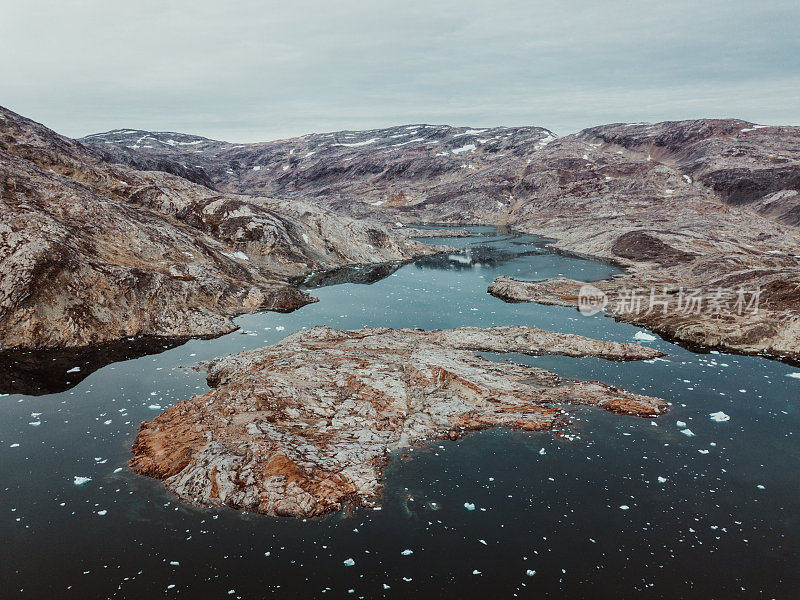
131;326;667;517
0;106;440;351
85;117;800;363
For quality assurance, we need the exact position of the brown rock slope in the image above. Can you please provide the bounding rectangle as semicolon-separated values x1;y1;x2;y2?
487;121;800;360
131;326;667;517
0;106;437;351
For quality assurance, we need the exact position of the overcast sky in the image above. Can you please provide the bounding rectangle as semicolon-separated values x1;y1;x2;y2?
4;0;799;142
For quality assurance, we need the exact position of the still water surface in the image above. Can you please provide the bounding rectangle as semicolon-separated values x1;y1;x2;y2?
1;228;798;598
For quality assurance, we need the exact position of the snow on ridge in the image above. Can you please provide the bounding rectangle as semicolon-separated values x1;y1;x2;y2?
452;143;476;154
334;138;379;147
391;137;425;147
453;129;488;137
163;139;204;146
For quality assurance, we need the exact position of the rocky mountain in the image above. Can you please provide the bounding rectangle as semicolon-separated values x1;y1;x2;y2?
85;118;800;361
0;106;437;352
82;124;557;223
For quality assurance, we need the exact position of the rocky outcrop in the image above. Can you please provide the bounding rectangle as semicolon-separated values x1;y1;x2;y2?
131;326;667;517
489;270;800;360
0;106;439;351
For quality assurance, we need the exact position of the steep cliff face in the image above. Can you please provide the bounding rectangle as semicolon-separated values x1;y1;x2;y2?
0;107;437;351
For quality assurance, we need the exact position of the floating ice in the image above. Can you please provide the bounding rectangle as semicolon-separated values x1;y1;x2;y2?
680;428;695;437
463;502;476;511
676;421;687;428
67;366;81;373
634;331;656;342
619;505;630;510
657;476;667;483
73;476;92;485
148;405;162;410
709;411;730;422
538;448;546;456
401;549;413;555
343;558;355;566
97;510;107;516
526;569;536;576
786;373;800;379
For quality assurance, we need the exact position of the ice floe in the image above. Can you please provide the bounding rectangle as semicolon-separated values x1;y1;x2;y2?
709;411;730;422
634;331;657;342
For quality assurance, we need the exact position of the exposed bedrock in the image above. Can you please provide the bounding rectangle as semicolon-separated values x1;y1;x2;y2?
131;326;667;517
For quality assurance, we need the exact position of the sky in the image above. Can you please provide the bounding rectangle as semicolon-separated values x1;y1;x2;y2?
3;0;799;142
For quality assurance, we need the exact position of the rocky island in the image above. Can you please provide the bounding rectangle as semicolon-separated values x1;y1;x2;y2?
131;326;667;517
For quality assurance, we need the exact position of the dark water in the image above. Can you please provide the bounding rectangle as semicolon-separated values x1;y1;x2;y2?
1;227;798;599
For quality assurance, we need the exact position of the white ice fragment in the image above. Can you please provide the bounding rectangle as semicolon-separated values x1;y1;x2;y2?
680;428;695;437
343;558;355;566
709;411;730;422
676;421;687;428
657;476;667;483
275;326;285;331
67;366;81;373
73;476;92;486
97;510;107;516
619;505;630;510
401;549;413;555
634;331;657;342
526;569;536;576
463;502;476;511
785;373;800;379
253;165;261;171
538;448;546;455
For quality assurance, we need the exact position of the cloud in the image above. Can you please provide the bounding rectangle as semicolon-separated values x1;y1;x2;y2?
3;0;798;141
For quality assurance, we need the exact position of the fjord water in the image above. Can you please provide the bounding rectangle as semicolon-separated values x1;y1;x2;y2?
1;228;797;598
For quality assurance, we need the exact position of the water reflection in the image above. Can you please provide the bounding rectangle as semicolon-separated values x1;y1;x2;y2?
0;336;191;396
